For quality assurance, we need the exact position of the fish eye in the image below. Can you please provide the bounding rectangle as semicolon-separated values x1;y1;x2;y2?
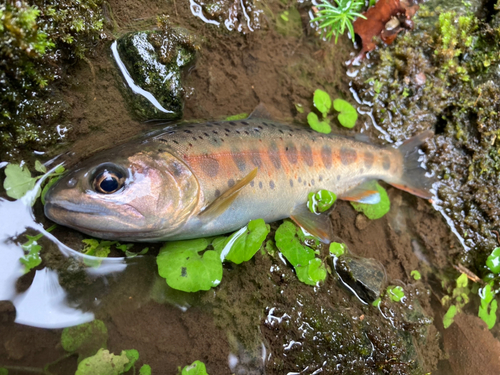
93;167;125;194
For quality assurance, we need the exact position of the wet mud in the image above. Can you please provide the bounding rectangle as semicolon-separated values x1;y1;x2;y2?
1;0;500;374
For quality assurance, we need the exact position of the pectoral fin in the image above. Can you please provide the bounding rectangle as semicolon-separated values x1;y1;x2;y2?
199;168;258;220
290;204;335;244
340;180;381;204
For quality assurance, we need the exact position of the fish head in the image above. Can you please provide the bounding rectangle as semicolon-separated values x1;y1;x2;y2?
44;146;200;241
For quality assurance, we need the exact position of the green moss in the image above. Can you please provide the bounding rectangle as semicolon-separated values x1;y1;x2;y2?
0;0;104;158
351;4;500;269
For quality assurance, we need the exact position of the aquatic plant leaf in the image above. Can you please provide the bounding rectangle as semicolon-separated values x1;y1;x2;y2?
478;284;497;329
313;89;332;117
387;285;405;302
34;160;46;173
486;247;500;274
225;113;248;121
82;239;114;267
19;225;56;273
3;164;37;199
333;99;358;128
307;189;337;214
307;112;331;134
123;349;139;371
61;320;108;362
350;183;390;220
275;220;326;285
75;349;130;375
181;360;209;375
372;298;381;307
329;242;346;257
443;305;457;329
157;239;222;292
456;273;468;289
411;270;421;280
222;219;270;264
139;365;152;375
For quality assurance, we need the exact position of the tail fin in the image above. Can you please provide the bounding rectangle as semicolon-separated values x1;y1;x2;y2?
388;130;434;199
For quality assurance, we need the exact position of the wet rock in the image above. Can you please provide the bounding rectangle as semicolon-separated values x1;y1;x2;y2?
335;255;386;303
0;300;16;324
115;17;197;121
355;213;371;230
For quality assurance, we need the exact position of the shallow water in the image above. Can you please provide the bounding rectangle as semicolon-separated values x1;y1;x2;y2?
1;0;500;374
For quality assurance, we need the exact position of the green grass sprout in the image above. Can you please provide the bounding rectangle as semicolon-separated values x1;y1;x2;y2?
311;0;366;44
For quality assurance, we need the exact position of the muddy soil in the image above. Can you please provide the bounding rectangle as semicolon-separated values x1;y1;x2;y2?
1;0;500;374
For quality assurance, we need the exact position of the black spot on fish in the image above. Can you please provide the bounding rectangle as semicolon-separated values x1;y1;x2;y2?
213;130;218;134
321;145;332;169
236;130;241;134
340;147;357;165
290;179;294;187
200;157;220;177
159;138;168;143
258;125;263;130
245;131;250;135
230;122;237;126
199;136;203;140
158;148;165;153
301;144;314;166
285;143;298;164
270;180;275;189
204;133;209;137
259;181;263;189
382;154;391;170
268;142;281;170
189;143;193;147
232;152;246;172
215;189;221;197
192;137;197;141
241;121;249;125
173;140;179;145
364;152;374;169
254;128;260;132
206;124;213;127
228;179;235;188
184;130;192;134
262;122;269;126
225;129;231;133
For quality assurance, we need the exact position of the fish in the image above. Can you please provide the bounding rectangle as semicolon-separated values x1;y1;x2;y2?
44;106;433;242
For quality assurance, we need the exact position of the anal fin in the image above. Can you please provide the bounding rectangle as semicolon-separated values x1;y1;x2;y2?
340;180;381;204
290;204;334;244
199;168;258;220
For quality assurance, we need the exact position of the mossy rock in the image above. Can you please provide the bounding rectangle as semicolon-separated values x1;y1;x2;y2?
115;19;197;121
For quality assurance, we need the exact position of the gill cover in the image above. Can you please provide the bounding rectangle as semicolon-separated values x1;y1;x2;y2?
44;147;200;241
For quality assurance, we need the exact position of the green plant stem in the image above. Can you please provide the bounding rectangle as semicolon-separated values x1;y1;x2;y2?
0;365;45;374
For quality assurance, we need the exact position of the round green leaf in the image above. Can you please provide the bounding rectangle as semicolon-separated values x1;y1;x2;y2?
123;349;139;372
307;189;337;214
410;270;421;280
3;164;37;199
181;360;208;375
224;219;270;264
443;305;457;329
139;364;152;375
387;286;405;302
486;247;500;274
350;183;390;220
333;99;358;128
157;239;222;292
313;89;332;117
329;242;346;257
307;112;332;134
61;320;108;362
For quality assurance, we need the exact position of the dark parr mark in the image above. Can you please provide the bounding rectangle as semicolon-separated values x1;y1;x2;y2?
268;142;281;170
301;144;314;166
289;179;294;187
340;147;357;165
215;189;221;197
250;150;262;167
285;143;298;164
259;181;263;189
298;177;302;183
337;175;341;181
269;181;275;189
364;151;374;169
321;145;332;169
250;181;254;187
232;152;246;172
200;157;220;177
228;179;235;188
382;154;391;170
311;179;315;185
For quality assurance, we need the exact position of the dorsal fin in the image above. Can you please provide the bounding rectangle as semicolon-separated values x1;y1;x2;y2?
199;168;258;220
248;103;273;120
340;180;381;204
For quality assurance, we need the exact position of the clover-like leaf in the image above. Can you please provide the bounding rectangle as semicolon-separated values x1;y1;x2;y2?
313;89;332;117
181;360;209;375
139;365;152;375
307;189;337;214
157;239;222;292
329;242;346;257
3;164;37;199
486;247;500;274
387;286;405;302
221;219;270;264
333;98;358;128
307;112;331;134
75;349;130;375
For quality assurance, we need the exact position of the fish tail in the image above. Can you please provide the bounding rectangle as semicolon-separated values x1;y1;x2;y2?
387;130;434;199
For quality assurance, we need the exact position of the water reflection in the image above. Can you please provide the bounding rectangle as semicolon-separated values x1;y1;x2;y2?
0;168;128;328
